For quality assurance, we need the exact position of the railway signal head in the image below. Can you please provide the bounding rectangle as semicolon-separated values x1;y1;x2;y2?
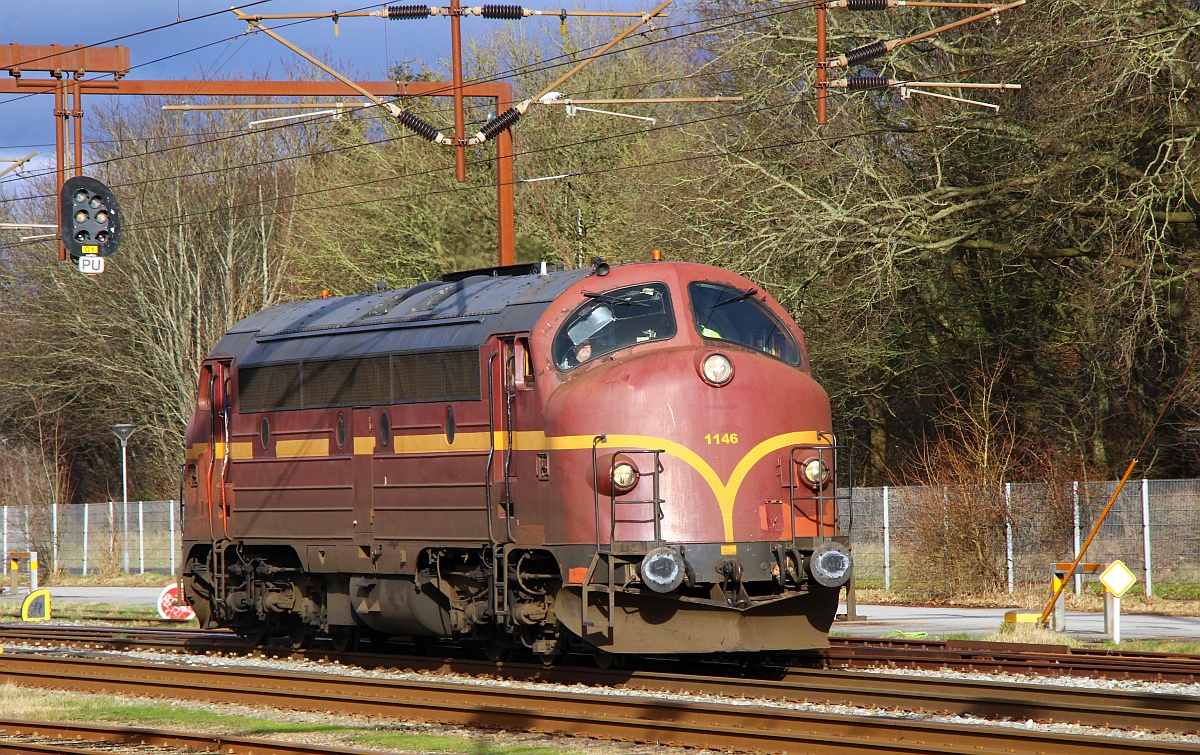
60;176;121;259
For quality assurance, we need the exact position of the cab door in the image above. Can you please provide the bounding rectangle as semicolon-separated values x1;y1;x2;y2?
486;338;512;543
197;358;234;542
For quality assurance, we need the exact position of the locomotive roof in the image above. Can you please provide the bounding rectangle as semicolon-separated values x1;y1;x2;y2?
210;266;592;367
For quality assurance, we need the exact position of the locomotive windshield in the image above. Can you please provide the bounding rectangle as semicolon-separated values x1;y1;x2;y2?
689;282;800;365
554;283;676;370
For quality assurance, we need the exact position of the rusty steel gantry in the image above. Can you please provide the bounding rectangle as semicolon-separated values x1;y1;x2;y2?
0;43;517;264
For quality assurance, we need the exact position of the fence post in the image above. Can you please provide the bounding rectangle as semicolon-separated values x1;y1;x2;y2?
82;503;89;576
882;486;891;591
1142;478;1153;597
1073;481;1081;596
52;500;58;574
1005;482;1013;594
108;500;114;572
1;504;6;576
138;501;144;574
169;500;176;575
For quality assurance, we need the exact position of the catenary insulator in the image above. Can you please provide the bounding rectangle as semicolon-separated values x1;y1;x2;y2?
842;40;889;65
396;110;444;142
846;75;891;90
388;5;432;19
844;0;890;9
476;107;522;141
480;4;524;18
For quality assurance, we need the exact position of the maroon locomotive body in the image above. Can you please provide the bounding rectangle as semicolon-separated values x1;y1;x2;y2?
181;260;852;658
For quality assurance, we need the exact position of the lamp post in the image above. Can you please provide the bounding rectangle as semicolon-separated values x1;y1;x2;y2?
111;424;137;573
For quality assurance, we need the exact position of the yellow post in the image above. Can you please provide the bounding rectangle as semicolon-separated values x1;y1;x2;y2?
1050;575;1066;631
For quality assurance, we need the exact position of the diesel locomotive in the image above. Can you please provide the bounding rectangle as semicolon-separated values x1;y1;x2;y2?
180;259;852;660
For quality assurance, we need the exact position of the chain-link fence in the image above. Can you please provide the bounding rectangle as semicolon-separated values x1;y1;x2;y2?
2;482;1197;591
1;501;179;577
842;479;1200;593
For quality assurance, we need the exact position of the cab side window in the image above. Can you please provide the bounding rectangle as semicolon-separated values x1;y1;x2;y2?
553;283;676;370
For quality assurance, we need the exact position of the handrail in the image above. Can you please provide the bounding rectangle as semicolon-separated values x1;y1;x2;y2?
590;441;665;548
607;450;665;545
591;434;606;551
503;352;516;544
484;351;498;546
789;438;853;543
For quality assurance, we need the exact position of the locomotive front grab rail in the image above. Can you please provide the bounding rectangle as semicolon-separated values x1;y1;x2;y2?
590;439;666;550
787;434;853;544
583;439;666;636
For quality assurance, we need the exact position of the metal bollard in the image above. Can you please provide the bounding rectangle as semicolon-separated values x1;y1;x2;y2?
6;551;36;594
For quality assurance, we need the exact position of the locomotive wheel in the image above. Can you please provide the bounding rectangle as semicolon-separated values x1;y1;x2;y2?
593;648;625;670
365;629;392;653
483;639;514;664
539;647;566;668
329;625;359;653
287;621;316;650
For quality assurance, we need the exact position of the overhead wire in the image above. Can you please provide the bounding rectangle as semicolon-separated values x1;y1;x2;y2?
0;0;282;109
6;72;1180;250
2;4;1190;225
6;0;1189;193
0;74;1182;258
0;0;808;196
0;55;776;199
14;0;1180;207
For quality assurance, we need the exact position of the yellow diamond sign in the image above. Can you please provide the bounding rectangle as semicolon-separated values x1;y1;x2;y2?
1099;559;1137;598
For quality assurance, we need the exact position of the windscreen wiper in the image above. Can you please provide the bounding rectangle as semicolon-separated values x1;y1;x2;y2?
582;291;649;307
710;288;758;310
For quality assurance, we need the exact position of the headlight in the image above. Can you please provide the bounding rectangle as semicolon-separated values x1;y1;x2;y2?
612;461;639;493
700;353;733;386
801;457;829;488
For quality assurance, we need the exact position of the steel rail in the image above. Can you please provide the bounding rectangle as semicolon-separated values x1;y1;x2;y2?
0;654;1195;754
0;718;382;755
2;626;1199;732
7;624;1200;681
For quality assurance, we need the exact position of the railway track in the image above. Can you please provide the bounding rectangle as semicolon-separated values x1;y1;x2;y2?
817;637;1200;682
0;652;1196;755
0;719;379;755
3;623;1199;681
3;626;1200;739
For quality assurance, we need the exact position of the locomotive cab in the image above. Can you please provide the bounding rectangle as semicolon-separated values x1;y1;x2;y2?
179;260;851;658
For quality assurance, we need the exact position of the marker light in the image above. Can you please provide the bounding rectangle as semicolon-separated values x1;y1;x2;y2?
700;353;733;386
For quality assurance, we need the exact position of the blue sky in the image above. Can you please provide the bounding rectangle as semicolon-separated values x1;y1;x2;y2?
2;0;648;156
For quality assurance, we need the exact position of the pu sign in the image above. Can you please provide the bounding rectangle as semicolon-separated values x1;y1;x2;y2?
157;584;197;621
78;255;105;275
1099;560;1137;598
